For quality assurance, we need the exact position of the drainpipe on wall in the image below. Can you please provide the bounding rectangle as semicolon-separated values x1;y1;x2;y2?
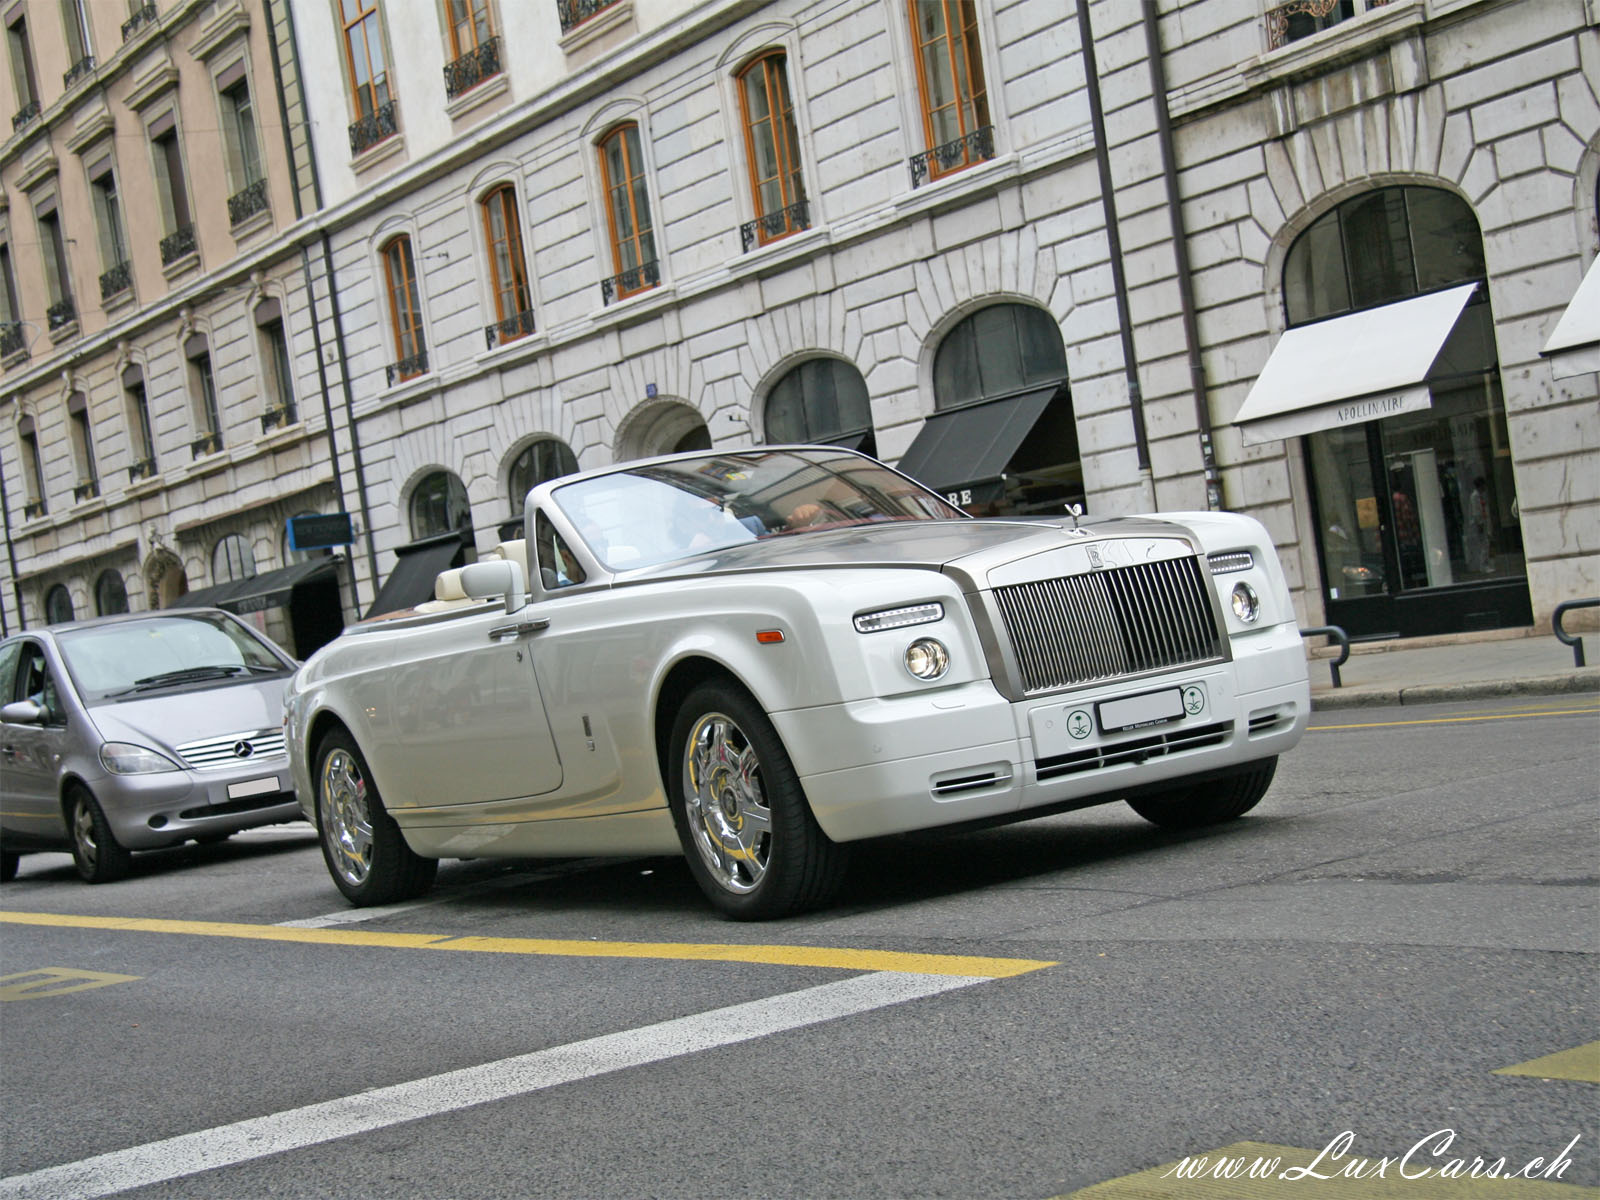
320;235;380;601
0;454;19;633
262;0;305;223
1141;0;1223;511
1074;0;1155;510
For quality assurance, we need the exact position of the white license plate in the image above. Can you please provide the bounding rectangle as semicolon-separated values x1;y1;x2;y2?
226;777;280;800
1096;688;1183;733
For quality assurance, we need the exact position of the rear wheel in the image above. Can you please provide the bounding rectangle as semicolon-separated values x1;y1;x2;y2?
1127;757;1278;830
315;729;437;906
69;786;132;883
668;682;847;920
1;851;17;882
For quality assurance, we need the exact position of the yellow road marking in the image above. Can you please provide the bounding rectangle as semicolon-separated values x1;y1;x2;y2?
1057;1140;1597;1198
1495;1041;1600;1085
0;967;141;1001
1312;706;1599;732
0;911;1054;979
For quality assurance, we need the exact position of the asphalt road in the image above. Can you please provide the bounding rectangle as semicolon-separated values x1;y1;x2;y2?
1;694;1596;1200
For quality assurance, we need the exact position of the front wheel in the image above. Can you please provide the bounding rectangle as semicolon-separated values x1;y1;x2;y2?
668;682;847;920
1126;757;1279;830
314;729;437;906
1;851;18;882
69;786;132;883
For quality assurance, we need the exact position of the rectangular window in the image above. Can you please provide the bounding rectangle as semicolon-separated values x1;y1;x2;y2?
7;13;39;108
908;0;992;181
37;209;74;311
382;236;426;380
342;0;390;121
90;169;128;270
1266;0;1372;51
447;0;493;56
151;126;192;234
20;425;45;507
68;393;96;488
190;350;222;447
738;52;808;248
61;0;92;66
125;380;156;469
260;319;295;412
221;79;263;190
482;185;531;343
599;123;657;300
0;242;18;322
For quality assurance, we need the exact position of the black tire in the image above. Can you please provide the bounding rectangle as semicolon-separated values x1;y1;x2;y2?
1;851;17;882
314;728;437;906
667;681;847;920
69;786;133;883
1127;756;1279;830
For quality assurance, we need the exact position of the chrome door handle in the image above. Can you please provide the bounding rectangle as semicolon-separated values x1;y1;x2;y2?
488;618;550;640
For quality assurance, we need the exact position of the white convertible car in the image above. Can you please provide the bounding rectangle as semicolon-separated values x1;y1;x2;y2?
285;447;1309;918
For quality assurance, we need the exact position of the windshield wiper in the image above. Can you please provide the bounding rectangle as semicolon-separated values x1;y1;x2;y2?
130;665;249;690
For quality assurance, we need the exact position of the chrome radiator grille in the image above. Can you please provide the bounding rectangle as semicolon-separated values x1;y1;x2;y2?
992;555;1223;694
176;728;288;770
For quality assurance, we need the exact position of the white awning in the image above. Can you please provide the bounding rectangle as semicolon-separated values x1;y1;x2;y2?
1540;255;1599;379
1232;283;1478;446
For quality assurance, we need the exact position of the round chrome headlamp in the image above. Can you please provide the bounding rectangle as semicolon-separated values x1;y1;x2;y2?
1230;581;1261;624
904;637;950;680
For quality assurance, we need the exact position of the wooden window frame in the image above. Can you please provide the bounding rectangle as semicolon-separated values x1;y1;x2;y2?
736;51;806;246
382;234;426;376
481;184;531;337
907;0;990;180
446;0;494;58
341;0;389;121
597;122;656;300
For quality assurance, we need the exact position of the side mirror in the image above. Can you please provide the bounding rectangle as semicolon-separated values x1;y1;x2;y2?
460;559;525;614
1;700;45;725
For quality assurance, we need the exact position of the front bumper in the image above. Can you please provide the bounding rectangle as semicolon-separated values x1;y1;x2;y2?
775;623;1310;843
96;757;300;850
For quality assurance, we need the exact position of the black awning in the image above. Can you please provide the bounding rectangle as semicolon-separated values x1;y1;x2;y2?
892;386;1058;504
176;556;340;616
818;429;871;452
364;532;469;619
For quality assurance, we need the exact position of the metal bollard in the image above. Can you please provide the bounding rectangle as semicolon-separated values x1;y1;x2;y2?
1552;598;1598;668
1300;624;1350;688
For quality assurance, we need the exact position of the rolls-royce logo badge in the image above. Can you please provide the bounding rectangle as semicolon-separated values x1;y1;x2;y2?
234;741;254;759
1087;546;1105;570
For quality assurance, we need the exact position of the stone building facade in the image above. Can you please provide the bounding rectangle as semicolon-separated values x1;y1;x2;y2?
5;0;1597;647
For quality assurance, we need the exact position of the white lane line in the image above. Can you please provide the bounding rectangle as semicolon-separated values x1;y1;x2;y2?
0;971;979;1200
278;859;628;928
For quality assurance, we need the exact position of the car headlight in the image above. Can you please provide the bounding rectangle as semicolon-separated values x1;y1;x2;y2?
1230;582;1261;624
854;602;943;633
100;742;183;775
904;637;950;680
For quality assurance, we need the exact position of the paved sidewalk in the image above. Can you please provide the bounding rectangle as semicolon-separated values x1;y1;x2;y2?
1305;626;1600;710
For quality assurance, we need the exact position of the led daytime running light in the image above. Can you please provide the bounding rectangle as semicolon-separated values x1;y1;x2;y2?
853;602;944;633
1208;550;1255;575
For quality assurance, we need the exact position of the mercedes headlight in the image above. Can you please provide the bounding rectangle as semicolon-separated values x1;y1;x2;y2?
100;742;183;775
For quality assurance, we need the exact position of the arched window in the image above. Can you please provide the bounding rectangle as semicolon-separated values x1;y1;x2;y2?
736;52;808;248
212;533;257;584
763;359;875;455
44;584;74;624
482;185;533;346
95;569;129;615
410;470;471;539
382;234;427;381
508;439;578;514
933;303;1066;411
1285;185;1527;638
598;123;658;301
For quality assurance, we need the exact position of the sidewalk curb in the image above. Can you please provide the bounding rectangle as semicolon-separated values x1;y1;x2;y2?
1310;670;1600;711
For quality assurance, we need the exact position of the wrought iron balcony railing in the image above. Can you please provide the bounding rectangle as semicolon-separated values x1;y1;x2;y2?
122;3;157;41
47;300;77;332
349;99;399;157
484;308;535;349
260;404;297;433
100;260;132;302
190;431;222;459
600;259;660;305
23;499;46;520
73;479;99;503
11;100;40;133
0;322;27;360
740;199;811;252
1265;0;1385;50
557;0;621;33
444;36;502;99
161;224;197;265
909;125;996;188
227;178;270;226
128;457;157;483
386;349;429;386
64;54;95;90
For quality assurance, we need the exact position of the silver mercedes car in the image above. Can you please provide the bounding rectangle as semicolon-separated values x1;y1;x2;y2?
0;609;302;883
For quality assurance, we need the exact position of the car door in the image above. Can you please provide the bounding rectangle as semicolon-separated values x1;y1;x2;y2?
372;603;564;810
0;639;72;840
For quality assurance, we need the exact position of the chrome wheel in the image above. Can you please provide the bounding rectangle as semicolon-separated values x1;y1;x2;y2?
72;798;101;873
320;746;374;888
681;711;772;895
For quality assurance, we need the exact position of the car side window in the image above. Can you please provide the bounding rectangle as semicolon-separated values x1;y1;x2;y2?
15;644;64;725
535;512;586;590
0;641;20;708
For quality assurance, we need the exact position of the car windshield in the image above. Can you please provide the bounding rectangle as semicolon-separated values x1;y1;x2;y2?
55;612;292;702
551;450;964;572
